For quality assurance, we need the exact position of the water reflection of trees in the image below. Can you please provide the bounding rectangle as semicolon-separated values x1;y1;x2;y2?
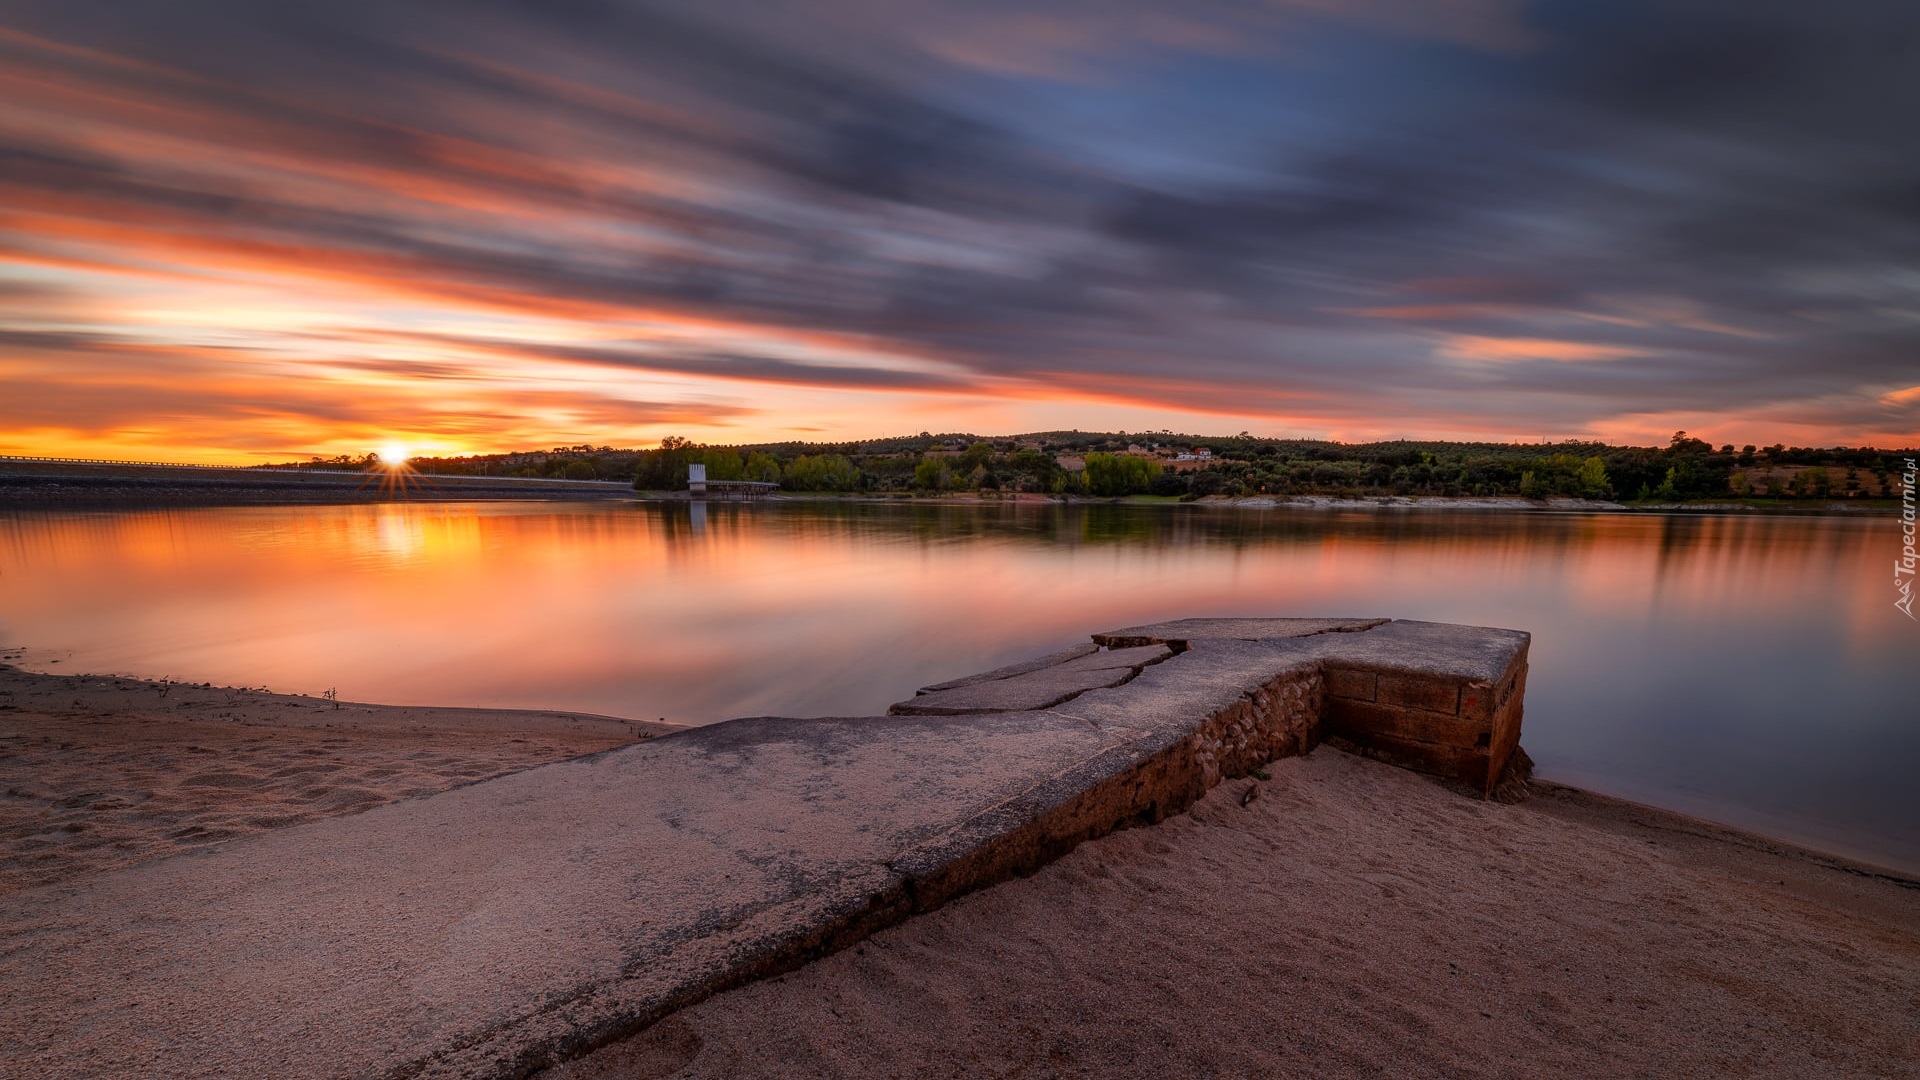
640;500;1870;560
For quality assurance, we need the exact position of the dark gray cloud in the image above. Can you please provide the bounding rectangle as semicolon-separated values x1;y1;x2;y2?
365;332;974;393
1;0;1917;439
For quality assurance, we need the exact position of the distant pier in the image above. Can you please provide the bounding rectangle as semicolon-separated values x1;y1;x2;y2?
687;462;776;499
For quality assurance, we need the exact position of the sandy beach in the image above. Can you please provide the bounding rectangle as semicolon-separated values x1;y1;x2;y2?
0;661;675;896
4;661;1915;1078
557;750;1920;1080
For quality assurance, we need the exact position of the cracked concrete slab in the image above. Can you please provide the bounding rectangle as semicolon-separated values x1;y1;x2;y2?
890;644;1171;716
1093;617;1389;647
888;665;1137;715
1053;641;1319;736
1051;643;1173;673
917;642;1100;693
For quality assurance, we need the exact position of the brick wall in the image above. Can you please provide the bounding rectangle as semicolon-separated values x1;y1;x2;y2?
1320;645;1529;795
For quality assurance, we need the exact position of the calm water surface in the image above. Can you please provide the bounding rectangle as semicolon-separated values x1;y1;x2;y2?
2;500;1914;872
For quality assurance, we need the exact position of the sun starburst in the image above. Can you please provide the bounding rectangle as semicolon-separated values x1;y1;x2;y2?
362;444;425;499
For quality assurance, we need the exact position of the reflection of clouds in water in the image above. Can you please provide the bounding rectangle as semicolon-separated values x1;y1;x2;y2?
0;501;1911;871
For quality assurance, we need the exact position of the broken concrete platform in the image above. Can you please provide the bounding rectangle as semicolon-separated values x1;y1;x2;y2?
0;617;1528;1079
1091;618;1531;790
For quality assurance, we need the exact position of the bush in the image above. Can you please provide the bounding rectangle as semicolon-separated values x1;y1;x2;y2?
912;457;950;491
1576;457;1611;498
782;454;861;491
1084;452;1162;496
1148;471;1189;497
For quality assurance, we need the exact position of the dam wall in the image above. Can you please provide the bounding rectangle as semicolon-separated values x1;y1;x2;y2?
0;457;633;503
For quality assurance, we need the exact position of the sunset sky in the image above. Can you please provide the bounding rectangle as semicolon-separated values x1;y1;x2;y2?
3;0;1918;462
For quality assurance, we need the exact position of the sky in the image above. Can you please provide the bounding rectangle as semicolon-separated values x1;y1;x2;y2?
2;0;1918;462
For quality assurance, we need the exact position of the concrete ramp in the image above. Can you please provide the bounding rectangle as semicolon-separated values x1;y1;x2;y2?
0;618;1527;1079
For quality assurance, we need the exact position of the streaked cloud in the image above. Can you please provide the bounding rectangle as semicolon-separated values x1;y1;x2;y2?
0;0;1916;459
1438;336;1652;363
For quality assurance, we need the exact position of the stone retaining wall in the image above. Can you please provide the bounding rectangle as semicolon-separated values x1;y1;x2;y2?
1080;617;1531;795
1322;649;1528;793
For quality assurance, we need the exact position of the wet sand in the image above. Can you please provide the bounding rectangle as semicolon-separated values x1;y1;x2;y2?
556;750;1920;1080
0;662;675;896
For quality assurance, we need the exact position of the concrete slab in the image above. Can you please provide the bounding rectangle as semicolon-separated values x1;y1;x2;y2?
888;665;1136;715
1053;643;1173;673
917;642;1101;693
1055;640;1320;736
891;644;1170;716
2;711;1133;1079
1304;619;1530;685
1093;617;1389;647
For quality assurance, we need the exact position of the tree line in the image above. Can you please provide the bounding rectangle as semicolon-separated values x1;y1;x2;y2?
270;432;1918;502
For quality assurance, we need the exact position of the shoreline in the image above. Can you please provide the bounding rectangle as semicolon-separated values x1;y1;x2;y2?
0;459;1894;514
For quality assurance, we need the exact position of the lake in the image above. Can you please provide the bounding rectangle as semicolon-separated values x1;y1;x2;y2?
2;499;1913;873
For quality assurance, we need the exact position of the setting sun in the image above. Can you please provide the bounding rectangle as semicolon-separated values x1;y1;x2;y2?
377;444;411;468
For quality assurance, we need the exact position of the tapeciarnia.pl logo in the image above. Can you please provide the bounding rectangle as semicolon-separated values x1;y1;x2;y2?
1898;457;1917;620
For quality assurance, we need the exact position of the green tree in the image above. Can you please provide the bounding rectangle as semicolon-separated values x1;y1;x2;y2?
912;457;950;491
1083;452;1156;496
699;448;744;481
1575;457;1611;498
1187;469;1226;497
743;451;783;483
632;438;697;490
956;441;994;474
1148;470;1189;496
782;454;861;491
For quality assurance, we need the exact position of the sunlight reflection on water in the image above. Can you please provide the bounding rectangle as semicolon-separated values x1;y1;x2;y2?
1;500;1913;871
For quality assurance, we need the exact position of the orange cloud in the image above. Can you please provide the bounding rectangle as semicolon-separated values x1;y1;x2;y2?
1437;335;1651;363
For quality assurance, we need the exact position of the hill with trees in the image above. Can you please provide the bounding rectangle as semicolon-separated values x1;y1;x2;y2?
270;432;1915;504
